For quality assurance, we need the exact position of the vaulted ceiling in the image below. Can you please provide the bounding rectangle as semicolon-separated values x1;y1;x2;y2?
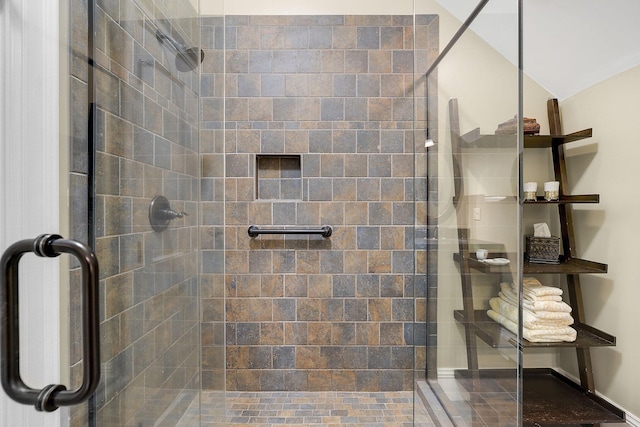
439;0;640;100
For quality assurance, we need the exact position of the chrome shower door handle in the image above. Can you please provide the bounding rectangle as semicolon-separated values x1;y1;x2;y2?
1;234;100;412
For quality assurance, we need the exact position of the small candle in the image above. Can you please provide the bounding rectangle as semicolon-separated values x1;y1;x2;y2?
523;182;537;201
544;181;560;201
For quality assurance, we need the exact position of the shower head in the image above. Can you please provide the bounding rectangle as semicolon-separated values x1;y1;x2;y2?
156;29;204;72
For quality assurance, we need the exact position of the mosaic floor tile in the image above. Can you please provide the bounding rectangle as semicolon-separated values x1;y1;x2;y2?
193;390;434;426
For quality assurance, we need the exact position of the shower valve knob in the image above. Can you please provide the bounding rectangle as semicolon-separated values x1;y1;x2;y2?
158;209;187;220
149;195;188;232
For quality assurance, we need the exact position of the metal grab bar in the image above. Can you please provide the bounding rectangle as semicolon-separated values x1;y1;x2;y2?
1;234;100;412
248;225;332;238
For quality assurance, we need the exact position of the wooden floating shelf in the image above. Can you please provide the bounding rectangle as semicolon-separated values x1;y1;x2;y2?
459;128;592;149
524;256;608;274
453;253;513;274
453;310;616;349
523;194;599;204
524;129;593;148
453;253;608;275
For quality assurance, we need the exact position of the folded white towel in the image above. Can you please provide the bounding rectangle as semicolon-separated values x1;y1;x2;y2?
500;283;571;313
487;310;577;342
515;277;563;297
489;297;574;329
524;292;562;302
498;290;574;321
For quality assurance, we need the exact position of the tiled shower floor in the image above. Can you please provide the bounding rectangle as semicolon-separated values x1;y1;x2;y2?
196;390;434;426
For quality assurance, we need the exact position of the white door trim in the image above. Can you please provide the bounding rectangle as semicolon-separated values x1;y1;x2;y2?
1;0;65;424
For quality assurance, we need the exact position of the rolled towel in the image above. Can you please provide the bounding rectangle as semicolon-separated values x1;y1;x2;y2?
487;310;577;342
489;297;574;329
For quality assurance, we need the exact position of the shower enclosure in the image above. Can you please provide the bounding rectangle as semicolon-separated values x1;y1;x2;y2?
2;0;527;425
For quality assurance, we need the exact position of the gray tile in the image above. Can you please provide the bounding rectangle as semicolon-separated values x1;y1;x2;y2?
273;50;298;73
345;98;368;121
261;74;286;96
333;74;357;97
285;26;309;49
309;26;332;48
249;50;272;73
356;26;380;49
357;226;380;249
321;98;345;121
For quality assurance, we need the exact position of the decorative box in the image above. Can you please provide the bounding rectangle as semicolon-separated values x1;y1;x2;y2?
526;236;560;263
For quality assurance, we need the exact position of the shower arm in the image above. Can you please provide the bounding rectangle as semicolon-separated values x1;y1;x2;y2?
155;29;186;54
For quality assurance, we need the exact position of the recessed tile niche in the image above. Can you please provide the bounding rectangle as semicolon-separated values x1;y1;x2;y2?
256;155;302;200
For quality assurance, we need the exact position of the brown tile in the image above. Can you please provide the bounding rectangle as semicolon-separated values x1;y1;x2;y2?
105;272;133;318
261;26;284;49
235;370;260;391
368;251;392;273
381;275;404;297
381;323;405;345
331;370;356;390
297;98;320;120
369;50;391;73
261;274;284;297
296;250;320;274
368;298;392;321
285;322;308;344
226;346;249;369
331;322;355;345
225;98;248;121
260;322;284;345
235;274;261;297
285;274;308;297
308;275;332;297
259;370;285;391
284;370;308;391
297;299;321;321
226;298;272;322
344;251;368;273
356;370;380;391
295;346;321;369
237;26;260;49
321;50;344;72
224;251;248;274
308;322;332;345
356;323;380;345
332;26;356;49
308;371;332;391
415;299;427;323
248;98;273;121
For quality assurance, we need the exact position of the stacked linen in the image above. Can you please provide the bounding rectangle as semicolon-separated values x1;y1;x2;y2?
487;277;576;342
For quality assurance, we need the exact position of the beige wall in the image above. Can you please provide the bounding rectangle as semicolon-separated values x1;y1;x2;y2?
558;64;640;418
427;0;559;372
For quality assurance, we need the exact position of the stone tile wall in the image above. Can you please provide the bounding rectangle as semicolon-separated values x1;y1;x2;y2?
199;15;227;398
68;0;202;425
216;14;436;392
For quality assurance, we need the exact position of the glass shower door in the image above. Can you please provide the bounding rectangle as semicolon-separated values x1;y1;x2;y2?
87;0;203;425
1;0;204;424
417;1;522;425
